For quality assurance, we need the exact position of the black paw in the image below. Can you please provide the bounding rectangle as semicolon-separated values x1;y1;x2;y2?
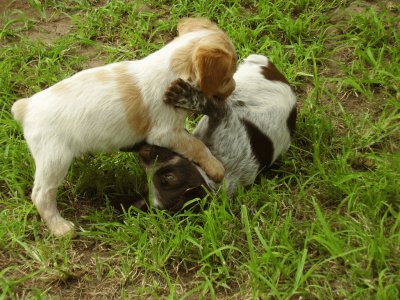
164;78;195;107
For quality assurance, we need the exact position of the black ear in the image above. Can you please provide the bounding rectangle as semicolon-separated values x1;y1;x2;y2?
139;144;177;165
138;144;154;157
184;186;207;200
138;144;156;165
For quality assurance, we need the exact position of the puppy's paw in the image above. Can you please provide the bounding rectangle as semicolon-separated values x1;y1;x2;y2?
202;156;225;183
47;217;76;238
164;79;196;109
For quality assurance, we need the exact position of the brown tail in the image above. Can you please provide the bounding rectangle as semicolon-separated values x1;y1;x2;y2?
11;98;29;124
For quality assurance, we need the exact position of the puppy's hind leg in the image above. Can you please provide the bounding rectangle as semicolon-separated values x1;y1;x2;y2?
30;144;75;237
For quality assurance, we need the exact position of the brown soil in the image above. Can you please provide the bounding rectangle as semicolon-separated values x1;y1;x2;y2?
1;0;107;67
28;17;72;44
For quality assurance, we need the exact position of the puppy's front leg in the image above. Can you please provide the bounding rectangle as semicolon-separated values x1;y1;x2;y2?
148;130;224;182
164;79;227;119
173;132;225;182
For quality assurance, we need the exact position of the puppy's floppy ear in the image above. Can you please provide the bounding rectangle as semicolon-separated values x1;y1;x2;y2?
194;45;233;98
138;144;177;165
138;144;156;164
177;17;219;35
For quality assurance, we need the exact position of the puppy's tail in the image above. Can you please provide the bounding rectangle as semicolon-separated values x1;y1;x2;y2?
11;98;29;124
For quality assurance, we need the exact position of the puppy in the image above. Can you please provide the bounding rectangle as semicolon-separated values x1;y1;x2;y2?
11;17;237;236
138;54;297;211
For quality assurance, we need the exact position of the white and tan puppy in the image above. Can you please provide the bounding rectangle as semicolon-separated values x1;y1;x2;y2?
11;17;237;236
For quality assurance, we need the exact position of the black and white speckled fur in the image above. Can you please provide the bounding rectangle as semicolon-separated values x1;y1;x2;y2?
139;54;297;209
168;54;296;193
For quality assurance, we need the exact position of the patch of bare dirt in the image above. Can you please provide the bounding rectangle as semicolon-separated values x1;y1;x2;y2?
1;0;72;44
330;0;381;23
326;0;397;64
0;0;12;15
325;0;381;67
1;0;107;67
319;0;397;119
2;238;125;299
0;0;38;19
28;17;72;44
74;44;108;69
327;0;397;36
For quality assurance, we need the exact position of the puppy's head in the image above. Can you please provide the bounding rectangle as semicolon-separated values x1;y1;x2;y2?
138;144;209;212
172;18;237;100
193;41;237;100
177;17;220;35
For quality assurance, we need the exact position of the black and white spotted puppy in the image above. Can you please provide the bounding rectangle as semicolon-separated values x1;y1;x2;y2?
138;54;297;211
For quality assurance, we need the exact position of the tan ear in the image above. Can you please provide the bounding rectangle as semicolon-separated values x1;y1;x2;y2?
194;45;233;97
177;17;219;35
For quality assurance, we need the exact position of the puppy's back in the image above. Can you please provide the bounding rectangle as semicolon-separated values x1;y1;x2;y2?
234;55;296;163
193;55;296;193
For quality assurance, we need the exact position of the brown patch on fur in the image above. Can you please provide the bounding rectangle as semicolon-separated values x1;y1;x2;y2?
177;17;220;35
113;64;152;137
194;43;236;98
261;62;289;85
170;40;237;100
172;17;237;100
241;118;274;169
11;98;29;123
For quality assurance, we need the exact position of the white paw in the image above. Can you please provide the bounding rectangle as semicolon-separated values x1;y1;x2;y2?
47;216;76;237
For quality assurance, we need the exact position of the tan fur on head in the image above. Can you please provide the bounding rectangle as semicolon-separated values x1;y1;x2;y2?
177;17;220;35
172;18;238;100
194;43;236;98
171;42;237;99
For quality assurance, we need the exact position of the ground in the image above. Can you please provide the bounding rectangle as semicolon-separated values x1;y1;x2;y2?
0;0;399;299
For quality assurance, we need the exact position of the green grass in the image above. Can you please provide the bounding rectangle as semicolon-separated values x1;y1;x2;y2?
1;0;399;298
